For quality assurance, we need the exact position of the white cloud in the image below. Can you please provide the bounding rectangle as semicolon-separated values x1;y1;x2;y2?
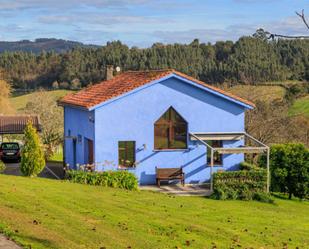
0;0;151;11
153;15;309;44
38;13;168;26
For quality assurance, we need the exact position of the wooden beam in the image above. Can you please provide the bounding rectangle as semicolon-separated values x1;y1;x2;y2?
215;147;267;154
190;133;244;141
267;148;270;193
210;149;214;192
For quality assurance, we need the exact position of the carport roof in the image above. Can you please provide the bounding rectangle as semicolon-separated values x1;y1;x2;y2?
0;115;41;134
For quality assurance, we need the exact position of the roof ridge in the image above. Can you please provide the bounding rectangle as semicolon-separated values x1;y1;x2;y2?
125;69;174;73
59;69;255;109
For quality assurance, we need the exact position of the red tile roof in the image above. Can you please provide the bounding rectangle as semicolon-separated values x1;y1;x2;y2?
59;69;255;109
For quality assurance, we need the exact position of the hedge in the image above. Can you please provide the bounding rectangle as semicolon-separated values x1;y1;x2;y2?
212;169;272;202
259;143;309;199
66;170;138;190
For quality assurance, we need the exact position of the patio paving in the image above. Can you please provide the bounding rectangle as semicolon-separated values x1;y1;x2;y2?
140;184;212;196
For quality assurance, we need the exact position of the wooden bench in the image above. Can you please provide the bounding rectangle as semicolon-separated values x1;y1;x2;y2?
156;167;185;187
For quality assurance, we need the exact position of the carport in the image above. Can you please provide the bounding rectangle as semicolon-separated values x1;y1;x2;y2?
0;115;41;140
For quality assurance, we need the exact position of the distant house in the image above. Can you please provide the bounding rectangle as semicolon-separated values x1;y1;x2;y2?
59;69;268;186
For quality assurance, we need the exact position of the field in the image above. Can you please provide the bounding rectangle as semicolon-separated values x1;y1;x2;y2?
0;175;308;249
10;90;73;111
289;95;309;118
226;85;286;102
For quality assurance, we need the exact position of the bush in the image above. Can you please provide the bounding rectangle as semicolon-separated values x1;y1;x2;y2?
0;160;6;173
66;170;138;190
253;192;274;203
20;123;45;177
211;170;268;201
259;143;309;199
239;161;260;171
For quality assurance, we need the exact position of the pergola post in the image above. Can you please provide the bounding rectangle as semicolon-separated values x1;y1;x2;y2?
210;149;214;191
266;147;270;193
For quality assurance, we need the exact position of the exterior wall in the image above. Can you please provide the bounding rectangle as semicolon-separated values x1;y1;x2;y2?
93;77;245;185
64;106;94;168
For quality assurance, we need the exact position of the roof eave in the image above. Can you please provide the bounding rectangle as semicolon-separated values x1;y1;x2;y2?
58;100;90;111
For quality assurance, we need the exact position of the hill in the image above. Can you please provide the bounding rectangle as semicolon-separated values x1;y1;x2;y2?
0;175;308;249
0;38;99;54
10;90;73;111
289;95;309;118
225;85;286;103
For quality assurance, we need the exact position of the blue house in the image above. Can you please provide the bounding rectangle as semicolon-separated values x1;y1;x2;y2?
59;69;268;187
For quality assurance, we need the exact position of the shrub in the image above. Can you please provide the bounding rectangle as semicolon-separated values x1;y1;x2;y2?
239;161;260;171
0;160;6;173
66;170;138;190
211;170;268;201
259;143;309;199
20;123;45;177
253;192;274;203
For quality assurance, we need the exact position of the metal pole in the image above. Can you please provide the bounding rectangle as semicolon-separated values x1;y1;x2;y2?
210;149;214;191
266;148;270;193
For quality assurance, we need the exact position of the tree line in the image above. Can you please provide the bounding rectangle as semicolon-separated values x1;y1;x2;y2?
0;36;308;90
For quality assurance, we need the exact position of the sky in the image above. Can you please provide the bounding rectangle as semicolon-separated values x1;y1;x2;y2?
0;0;308;47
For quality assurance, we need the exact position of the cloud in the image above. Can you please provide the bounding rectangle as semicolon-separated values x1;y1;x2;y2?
38;13;168;26
153;24;255;44
0;0;151;11
153;15;309;44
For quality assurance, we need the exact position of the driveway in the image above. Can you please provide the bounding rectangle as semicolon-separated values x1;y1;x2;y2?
0;235;21;249
3;161;64;179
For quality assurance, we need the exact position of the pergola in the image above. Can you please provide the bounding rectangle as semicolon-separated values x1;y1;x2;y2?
189;132;270;192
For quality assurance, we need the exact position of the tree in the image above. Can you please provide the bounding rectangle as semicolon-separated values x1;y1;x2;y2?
24;90;63;159
259;9;309;40
260;143;309;199
70;78;81;89
0;69;14;114
20;122;45;177
52;81;59;89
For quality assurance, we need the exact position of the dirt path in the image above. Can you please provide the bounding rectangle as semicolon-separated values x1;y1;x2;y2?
0;235;21;249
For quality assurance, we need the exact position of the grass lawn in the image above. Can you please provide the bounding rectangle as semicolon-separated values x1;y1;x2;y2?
0;175;308;249
226;85;286;103
10;90;73;111
49;147;63;162
289;95;309;119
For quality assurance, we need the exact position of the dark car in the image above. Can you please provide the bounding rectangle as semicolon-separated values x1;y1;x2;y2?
0;142;21;163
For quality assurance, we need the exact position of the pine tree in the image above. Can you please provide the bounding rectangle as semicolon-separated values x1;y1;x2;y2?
20;122;45;177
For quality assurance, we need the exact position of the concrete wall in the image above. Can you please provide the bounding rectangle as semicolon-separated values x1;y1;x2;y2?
93;76;245;184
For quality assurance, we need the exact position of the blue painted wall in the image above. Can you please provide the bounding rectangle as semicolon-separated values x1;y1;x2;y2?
64;106;94;168
89;76;246;184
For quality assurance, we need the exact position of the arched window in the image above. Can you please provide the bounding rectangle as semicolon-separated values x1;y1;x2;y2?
154;107;188;150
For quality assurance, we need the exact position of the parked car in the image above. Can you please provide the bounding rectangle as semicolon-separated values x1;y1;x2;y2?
0;142;21;163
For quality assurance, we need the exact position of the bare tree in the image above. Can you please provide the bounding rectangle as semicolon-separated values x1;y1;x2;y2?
24;90;63;159
255;9;309;40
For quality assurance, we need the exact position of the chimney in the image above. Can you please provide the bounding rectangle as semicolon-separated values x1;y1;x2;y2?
106;65;114;80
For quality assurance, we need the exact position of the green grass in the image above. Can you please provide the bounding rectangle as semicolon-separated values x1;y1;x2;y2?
226;85;286;103
0;175;308;249
10;90;73;111
49;147;63;162
289;95;309;118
